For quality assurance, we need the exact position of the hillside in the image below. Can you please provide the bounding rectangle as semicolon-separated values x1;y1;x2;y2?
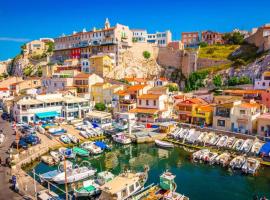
198;45;239;60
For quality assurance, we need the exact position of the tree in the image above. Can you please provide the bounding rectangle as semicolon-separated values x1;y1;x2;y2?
239;76;251;84
95;103;106;111
199;42;208;47
233;58;246;67
46;41;54;53
228;76;239;86
222;32;244;45
213;75;222;87
167;84;179;92
143;51;151;59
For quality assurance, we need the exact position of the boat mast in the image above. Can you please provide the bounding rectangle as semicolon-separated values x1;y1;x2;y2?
64;156;68;200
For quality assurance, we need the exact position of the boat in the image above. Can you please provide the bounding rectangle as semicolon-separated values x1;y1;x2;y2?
72;147;89;157
60;135;71;144
186;131;201;144
52;161;96;184
58;147;76;159
37;189;61;200
0;133;5;145
233;139;245;151
112;133;132;144
178;129;189;140
208;133;219;145
80;131;89;139
99;169;148;200
39;160;73;182
74;171;115;198
240;139;254;153
94;141;111;151
226;137;236;149
196;132;207;143
155;140;174;148
170;128;181;139
242;157;260;175
215;152;231;167
192;149;210;161
50;151;63;162
251;141;264;155
67;133;79;144
204;151;218;164
230;156;246;169
216;135;228;147
48;127;66;136
41;155;57;166
81;141;103;154
203;132;215;145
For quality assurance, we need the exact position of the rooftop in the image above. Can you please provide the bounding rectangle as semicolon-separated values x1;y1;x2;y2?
137;94;162;99
74;73;92;79
127;84;148;92
258;113;270;120
129;108;160;114
86;111;112;118
239;102;260;109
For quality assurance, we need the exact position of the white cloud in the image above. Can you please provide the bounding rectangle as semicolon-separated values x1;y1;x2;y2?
0;37;30;42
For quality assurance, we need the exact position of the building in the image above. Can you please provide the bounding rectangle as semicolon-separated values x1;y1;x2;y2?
73;73;103;99
129;93;169;123
24;40;46;55
246;24;270;52
154;77;168;87
223;89;263;104
257;113;270;137
10;78;42;96
261;89;270;109
12;94;90;123
85;111;112;129
103;84;124;105
0;87;10;99
191;104;213;126
201;31;224;45
42;74;75;94
89;55;113;77
167;41;184;50
147;31;172;47
131;29;148;42
53;18;132;65
181;32;200;47
254;71;270;89
42;64;58;78
91;82;112;103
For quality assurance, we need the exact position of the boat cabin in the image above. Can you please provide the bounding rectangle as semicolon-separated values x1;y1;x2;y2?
160;172;176;191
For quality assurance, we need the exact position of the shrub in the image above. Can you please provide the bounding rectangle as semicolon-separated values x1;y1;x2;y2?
233;58;246;67
143;51;151;59
206;48;215;54
213;75;222;87
199;42;208;47
95;103;106;111
167;84;179;92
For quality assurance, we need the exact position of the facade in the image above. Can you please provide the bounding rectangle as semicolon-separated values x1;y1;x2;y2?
191;104;213;125
10;78;42;96
42;74;74;94
257;113;270;137
89;55;113;77
147;31;172;47
254;71;270;90
154;77;168;87
24;40;46;55
181;32;200;47
201;31;224;45
167;41;184;50
12;94;90;123
261;89;270;109
53;18;132;65
91;82;112;103
0;87;10;99
131;29;148;42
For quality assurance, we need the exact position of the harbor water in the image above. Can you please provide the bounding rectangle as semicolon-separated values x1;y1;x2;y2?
29;142;270;200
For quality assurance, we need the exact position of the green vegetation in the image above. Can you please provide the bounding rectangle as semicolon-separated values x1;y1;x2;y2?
36;66;42;77
23;66;33;76
228;76;251;86
132;38;138;43
199;42;208;48
143;51;151;59
31;53;47;60
166;84;179;92
46;41;54;53
228;44;259;64
198;45;239;60
213;75;222;88
118;79;130;85
95;103;106;111
184;71;208;92
222;32;244;45
197;63;231;74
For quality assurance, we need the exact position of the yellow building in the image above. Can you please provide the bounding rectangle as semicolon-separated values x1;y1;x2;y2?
191;104;214;126
91;82;112;103
90;55;113;77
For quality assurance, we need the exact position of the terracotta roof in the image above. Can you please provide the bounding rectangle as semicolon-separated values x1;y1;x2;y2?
158;77;167;81
129;108;159;114
263;71;270;77
0;87;9;91
258;113;270;120
74;73;91;79
197;105;213;112
124;77;147;83
148;86;168;91
239;102;260;109
114;90;128;96
185;98;207;105
127;84;148;92
137;94;161;99
174;95;185;100
224;89;263;95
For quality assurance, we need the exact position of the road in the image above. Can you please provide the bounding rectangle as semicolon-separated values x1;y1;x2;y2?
0;117;21;200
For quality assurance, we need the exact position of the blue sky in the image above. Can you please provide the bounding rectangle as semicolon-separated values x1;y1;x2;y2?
0;0;270;60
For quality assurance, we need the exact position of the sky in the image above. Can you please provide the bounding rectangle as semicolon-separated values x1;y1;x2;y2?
0;0;270;61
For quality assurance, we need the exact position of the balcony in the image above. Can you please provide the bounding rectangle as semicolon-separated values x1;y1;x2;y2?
119;99;136;104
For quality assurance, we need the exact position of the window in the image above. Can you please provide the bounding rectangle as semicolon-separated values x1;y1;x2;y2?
153;100;156;106
263;82;266;86
129;185;135;193
217;120;225;127
240;110;245;114
139;100;142;105
261;126;265;132
146;100;149;106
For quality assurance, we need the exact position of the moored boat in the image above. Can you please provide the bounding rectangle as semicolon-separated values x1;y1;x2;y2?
226;137;236;149
230;156;246;169
233;139;245;151
112;133;132;144
73;179;101;198
41;155;57;166
58;147;76;159
50;151;63;162
192;149;210;161
72;147;89;157
81;141;103;154
242;157;260;175
251;141;264;155
215;152;231;167
67;133;79;144
80;130;89;139
155;139;174;148
216;135;228;147
60;135;71;144
240;139;254;153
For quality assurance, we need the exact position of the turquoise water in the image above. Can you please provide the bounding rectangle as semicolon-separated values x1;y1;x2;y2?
31;142;270;200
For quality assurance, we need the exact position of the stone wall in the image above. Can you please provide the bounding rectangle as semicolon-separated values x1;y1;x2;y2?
197;58;229;69
246;27;270;52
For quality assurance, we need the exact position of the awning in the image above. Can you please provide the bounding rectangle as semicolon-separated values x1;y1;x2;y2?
129;108;159;114
36;111;59;119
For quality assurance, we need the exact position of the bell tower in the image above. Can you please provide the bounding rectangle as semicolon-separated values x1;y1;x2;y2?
104;18;110;29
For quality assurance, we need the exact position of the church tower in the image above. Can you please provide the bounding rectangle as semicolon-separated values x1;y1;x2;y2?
104;18;110;29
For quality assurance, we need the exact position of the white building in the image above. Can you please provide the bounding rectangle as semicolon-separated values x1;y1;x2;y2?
12;94;90;123
147;31;172;47
131;29;148;42
254;71;270;89
0;87;10;99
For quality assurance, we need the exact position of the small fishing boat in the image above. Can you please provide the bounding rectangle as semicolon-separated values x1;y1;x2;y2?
216;135;228;147
240;139;254;153
215;152;231;167
48;127;66;136
50;151;63;162
204;152;218;164
60;135;71;144
192;149;210;161
96;171;115;185
196;132;207;143
72;147;89;157
203;132;215;145
52;161;96;184
170;128;181;139
41;155;56;166
155;140;174;148
112;133;132;144
37;189;61;200
81;141;103;154
251;141;264;155
73;179;101;198
186;131;201;144
80;131;89;139
58;147;76;159
67;133;79;144
230;156;246;169
208;133;219;145
94;141;111;151
242;158;260;175
233;139;245;151
226;137;236;149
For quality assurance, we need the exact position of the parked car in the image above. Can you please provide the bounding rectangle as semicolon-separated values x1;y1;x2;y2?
1;112;9;120
12;140;28;149
22;134;40;145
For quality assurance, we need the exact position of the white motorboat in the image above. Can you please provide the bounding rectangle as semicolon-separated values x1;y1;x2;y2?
204;132;215;145
80;131;89;139
179;129;189;140
186;131;201;144
155;140;174;148
226;137;236;149
215;152;231;167
251;141;264;155
81;141;103;154
230;156;246;169
233;139;245;151
50;151;63;162
242;158;260;175
216;135;228;147
204;152;218;164
41;155;57;166
52;162;97;184
192;149;210;161
208;133;219;145
196;132;207;143
112;133;132;144
67;133;79;144
0;133;5;145
58;147;76;159
170;128;181;139
60;135;71;144
183;129;195;140
240;139;254;153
